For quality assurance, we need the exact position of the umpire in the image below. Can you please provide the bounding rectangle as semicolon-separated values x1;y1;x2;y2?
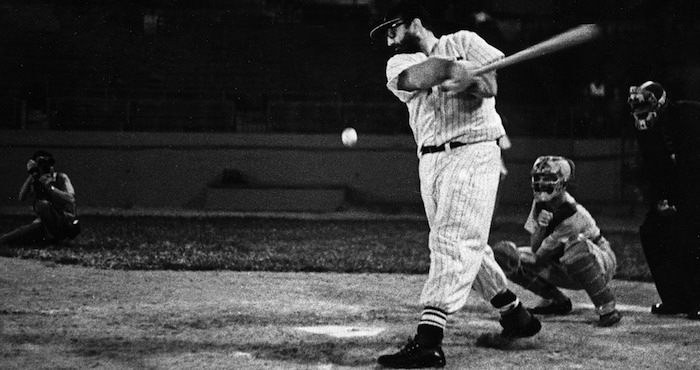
628;81;700;320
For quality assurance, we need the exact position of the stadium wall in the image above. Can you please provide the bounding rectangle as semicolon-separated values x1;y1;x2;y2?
0;130;635;213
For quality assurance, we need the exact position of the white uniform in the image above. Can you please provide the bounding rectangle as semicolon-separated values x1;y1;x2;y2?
386;30;508;313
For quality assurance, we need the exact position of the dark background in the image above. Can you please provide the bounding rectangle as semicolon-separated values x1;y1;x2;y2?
1;0;698;137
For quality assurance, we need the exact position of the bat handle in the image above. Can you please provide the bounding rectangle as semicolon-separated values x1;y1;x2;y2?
472;63;496;76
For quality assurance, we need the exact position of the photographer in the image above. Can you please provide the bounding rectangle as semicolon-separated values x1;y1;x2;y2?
0;150;80;245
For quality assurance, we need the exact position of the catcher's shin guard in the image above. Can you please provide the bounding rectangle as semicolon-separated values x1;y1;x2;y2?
561;239;616;314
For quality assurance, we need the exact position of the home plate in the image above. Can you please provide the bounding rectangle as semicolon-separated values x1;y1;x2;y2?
296;325;385;338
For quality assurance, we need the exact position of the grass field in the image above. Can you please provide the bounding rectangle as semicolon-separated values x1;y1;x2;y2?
0;214;651;280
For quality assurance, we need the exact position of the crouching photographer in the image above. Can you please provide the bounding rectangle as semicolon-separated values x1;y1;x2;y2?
0;150;80;245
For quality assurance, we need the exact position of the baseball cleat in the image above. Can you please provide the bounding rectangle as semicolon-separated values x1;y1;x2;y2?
377;337;446;368
500;315;542;339
475;304;542;349
598;309;622;327
687;309;700;320
528;298;573;315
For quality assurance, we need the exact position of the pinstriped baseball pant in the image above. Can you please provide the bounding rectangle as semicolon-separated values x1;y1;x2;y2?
418;140;509;314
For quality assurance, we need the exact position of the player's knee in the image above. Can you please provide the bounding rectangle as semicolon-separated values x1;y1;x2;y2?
561;237;595;267
34;200;51;215
493;240;520;276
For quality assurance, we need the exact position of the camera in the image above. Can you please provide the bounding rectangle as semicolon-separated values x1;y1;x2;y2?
36;157;52;173
28;155;54;177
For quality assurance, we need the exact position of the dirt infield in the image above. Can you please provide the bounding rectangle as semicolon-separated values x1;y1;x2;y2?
2;256;699;370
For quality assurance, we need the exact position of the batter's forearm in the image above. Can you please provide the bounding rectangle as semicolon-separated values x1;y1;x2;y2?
444;61;497;97
397;57;452;91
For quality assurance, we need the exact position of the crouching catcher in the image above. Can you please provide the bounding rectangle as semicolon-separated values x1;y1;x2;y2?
493;156;622;327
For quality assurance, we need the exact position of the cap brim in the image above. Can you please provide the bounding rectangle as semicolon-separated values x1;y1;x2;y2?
369;16;402;40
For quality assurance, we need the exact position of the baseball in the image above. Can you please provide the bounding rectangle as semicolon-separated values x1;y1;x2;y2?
341;127;358;147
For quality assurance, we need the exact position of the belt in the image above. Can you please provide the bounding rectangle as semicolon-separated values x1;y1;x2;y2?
420;141;466;154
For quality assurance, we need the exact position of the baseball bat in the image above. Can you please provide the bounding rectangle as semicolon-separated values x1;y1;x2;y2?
472;24;602;76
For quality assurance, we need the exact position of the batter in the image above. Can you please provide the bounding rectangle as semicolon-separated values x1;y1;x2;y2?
370;1;541;368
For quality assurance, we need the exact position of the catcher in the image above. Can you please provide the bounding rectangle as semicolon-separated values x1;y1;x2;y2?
493;156;622;327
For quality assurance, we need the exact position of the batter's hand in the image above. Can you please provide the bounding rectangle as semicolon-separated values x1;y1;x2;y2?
537;209;553;227
438;61;477;95
38;174;54;188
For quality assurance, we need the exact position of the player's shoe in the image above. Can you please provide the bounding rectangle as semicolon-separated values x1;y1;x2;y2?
598;309;622;327
475;303;542;349
66;219;81;239
528;297;572;315
687;309;700;320
651;302;689;315
377;337;445;368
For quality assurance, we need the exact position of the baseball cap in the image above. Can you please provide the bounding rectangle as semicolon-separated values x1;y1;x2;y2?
369;0;432;40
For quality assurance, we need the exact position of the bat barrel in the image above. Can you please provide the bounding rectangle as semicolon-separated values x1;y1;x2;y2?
472;24;601;76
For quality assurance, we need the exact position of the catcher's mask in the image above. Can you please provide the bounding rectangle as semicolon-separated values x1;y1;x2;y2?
531;156;574;202
628;81;667;130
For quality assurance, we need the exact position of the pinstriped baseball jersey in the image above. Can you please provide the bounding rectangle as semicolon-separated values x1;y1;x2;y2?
386;30;505;153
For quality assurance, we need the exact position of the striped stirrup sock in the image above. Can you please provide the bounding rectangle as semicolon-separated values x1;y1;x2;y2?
416;306;447;347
